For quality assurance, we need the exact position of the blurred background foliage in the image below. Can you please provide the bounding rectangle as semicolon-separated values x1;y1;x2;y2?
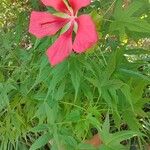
0;0;150;150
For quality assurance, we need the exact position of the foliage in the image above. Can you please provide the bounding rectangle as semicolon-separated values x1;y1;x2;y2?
0;0;150;150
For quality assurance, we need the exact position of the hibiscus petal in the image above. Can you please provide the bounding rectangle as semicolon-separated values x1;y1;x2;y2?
29;11;68;38
46;25;74;66
68;0;91;13
73;15;98;53
41;0;68;13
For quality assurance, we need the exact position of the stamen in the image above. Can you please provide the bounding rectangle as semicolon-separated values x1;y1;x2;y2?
63;0;74;16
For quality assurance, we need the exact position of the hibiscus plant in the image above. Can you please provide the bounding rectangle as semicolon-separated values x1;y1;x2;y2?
0;0;150;150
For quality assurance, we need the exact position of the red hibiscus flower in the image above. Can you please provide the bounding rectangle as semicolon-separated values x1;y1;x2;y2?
29;0;98;66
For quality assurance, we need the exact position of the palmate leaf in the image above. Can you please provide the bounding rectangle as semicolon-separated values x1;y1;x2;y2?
110;0;150;38
99;113;143;150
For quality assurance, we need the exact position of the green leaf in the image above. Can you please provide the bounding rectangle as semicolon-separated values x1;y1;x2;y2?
49;61;68;92
114;1;143;18
122;111;140;132
102;112;110;134
102;51;117;83
99;145;115;150
110;0;150;38
77;143;96;150
121;84;134;110
100;112;110;143
62;135;78;148
0;71;4;82
29;133;51;150
33;38;42;50
45;102;56;124
81;82;93;101
119;68;150;82
107;131;142;145
99;144;126;150
101;89;112;108
90;10;103;29
66;109;81;122
54;81;66;101
87;114;101;129
0;83;16;111
69;56;82;101
31;124;49;133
